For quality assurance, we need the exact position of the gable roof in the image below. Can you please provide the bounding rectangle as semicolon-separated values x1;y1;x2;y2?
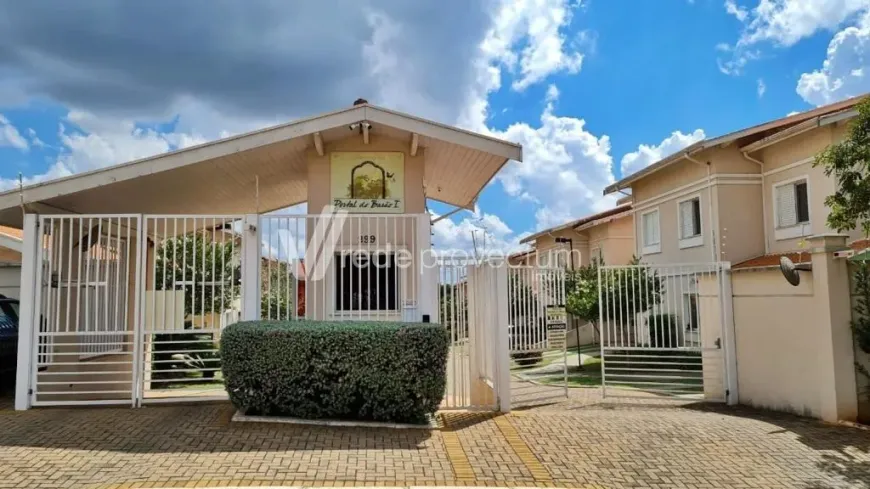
604;94;867;195
519;204;632;244
0;103;522;227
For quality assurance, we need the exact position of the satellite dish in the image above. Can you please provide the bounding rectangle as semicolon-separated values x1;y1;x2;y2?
779;256;812;286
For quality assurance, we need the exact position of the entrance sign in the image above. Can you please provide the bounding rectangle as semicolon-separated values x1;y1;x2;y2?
546;305;567;349
331;152;404;213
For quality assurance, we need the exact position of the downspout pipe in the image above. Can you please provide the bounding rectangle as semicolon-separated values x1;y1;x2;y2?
685;153;717;263
741;152;766;254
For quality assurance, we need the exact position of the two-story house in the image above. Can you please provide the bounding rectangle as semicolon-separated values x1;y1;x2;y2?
604;94;866;268
512;199;634;269
602;95;869;418
510;200;635;345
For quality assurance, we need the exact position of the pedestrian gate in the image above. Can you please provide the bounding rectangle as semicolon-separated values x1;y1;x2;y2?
598;262;735;402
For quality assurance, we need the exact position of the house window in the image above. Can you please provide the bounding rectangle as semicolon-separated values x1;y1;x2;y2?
684;293;699;331
678;196;703;249
591;247;602;263
641;209;661;254
774;178;811;240
335;252;397;311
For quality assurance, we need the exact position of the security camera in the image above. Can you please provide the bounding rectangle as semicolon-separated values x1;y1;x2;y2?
362;122;372;130
349;123;359;131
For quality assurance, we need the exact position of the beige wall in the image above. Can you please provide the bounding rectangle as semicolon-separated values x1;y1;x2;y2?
760;125;864;254
0;265;20;298
306;134;426;214
716;184;765;264
632;159;708;203
731;269;822;417
634;187;715;265
305;134;426;320
591;214;635;265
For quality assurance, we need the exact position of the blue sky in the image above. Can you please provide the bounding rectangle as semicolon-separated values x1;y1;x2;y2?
1;0;868;252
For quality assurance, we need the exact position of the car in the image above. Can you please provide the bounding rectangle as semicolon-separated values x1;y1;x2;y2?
0;296;20;385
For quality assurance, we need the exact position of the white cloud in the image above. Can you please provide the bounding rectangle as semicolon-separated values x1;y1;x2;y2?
757;78;767;97
620;129;706;178
432;206;526;254
478;0;584;92
0;114;28;151
452;0;620;232
720;0;869;75
725;0;749;22
26;127;45;148
0;109;211;191
738;0;868;47
797;10;870;106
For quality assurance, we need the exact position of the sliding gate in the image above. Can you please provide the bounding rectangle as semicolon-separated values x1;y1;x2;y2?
598;262;732;401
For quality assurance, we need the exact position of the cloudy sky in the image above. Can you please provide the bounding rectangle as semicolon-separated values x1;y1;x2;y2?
0;0;868;252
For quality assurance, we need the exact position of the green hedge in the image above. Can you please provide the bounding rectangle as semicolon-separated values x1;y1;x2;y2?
220;320;449;423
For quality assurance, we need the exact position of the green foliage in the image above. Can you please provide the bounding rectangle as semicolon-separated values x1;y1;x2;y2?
853;262;870;355
151;321;220;387
154;233;238;316
565;259;601;322
221;320;449;423
261;260;297;319
510;351;543;366
565;257;663;325
814;97;870;236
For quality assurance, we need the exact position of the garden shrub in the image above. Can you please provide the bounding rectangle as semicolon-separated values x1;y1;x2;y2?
221;320;449;424
151;321;220;388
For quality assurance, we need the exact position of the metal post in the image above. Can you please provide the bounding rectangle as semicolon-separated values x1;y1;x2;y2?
416;214;435;322
15;214;39;410
494;263;511;413
719;262;739;405
241;214;261;321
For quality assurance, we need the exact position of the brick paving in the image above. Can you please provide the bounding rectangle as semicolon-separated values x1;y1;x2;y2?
0;390;869;488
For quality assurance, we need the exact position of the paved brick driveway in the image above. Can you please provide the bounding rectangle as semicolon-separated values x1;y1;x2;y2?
1;390;869;488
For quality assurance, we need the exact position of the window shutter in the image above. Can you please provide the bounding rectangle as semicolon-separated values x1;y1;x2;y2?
776;183;797;228
679;201;694;239
692;198;702;235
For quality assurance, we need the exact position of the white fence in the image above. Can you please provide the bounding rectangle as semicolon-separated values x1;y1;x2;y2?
32;215;140;406
18;213;526;411
598;262;733;401
259;214;425;322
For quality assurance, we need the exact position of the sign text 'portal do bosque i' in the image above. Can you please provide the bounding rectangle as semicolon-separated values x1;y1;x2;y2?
330;152;404;213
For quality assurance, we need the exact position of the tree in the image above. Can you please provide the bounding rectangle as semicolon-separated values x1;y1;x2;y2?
565;256;663;345
814;96;870;236
852;262;870;391
261;260;297;320
154;233;239;317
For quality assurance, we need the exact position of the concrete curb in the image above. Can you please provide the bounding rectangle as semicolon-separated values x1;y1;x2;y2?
231;411;439;430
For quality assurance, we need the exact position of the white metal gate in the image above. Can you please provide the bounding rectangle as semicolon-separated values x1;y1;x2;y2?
508;266;568;408
438;259;501;410
598;262;733;401
31;215;142;406
139;215;244;404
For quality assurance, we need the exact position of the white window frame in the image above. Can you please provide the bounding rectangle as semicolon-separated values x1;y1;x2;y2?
640;208;661;255
683;292;700;332
676;194;704;249
590;246;602;263
329;246;407;319
772;175;812;241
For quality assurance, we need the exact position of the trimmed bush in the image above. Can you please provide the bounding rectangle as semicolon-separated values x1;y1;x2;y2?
221;320;449;424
